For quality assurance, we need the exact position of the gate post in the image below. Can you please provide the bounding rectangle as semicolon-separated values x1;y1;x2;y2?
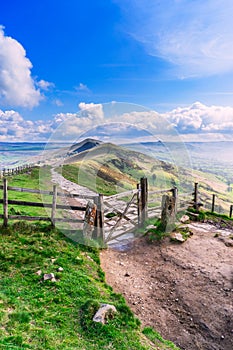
161;192;176;232
193;182;199;210
93;194;105;245
140;177;148;224
229;205;233;218
137;183;142;227
211;194;216;213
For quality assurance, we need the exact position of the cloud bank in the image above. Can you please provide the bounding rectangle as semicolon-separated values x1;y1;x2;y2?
0;26;51;108
1;102;233;142
116;0;233;77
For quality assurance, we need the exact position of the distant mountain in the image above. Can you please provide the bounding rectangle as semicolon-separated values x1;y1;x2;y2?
62;141;191;194
67;138;102;156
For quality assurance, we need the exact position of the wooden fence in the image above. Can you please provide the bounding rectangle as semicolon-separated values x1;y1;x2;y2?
0;164;35;178
1;177;232;244
0;178;89;227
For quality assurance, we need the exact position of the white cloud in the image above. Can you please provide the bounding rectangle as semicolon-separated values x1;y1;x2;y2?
0;109;63;141
163;102;233;135
78;102;104;119
53;99;64;107
0;26;43;108
37;79;55;91
76;83;91;93
1;101;233;142
116;0;233;77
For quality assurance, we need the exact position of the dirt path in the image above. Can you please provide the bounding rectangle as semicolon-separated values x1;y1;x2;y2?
100;223;233;350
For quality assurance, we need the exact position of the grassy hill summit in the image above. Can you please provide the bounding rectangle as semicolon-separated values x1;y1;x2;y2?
57;139;233;214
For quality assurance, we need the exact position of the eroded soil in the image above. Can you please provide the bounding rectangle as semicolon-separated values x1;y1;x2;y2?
100;223;233;350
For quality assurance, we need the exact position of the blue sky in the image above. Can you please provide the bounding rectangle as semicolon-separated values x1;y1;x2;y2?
1;0;233;141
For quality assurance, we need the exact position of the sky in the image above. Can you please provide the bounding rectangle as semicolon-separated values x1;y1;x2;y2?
1;0;233;142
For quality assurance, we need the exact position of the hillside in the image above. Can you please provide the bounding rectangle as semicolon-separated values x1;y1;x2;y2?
59;141;233;214
0;169;180;350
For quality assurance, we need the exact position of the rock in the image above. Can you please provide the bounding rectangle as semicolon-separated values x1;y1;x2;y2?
180;215;190;224
43;273;56;282
35;270;42;276
146;225;156;230
93;304;117;324
57;267;64;272
170;232;185;243
224;240;233;247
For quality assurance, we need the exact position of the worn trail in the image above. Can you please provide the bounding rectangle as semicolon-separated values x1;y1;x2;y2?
100;223;233;350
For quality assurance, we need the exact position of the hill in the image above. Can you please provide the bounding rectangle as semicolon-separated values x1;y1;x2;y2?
0;169;180;350
58;141;233;214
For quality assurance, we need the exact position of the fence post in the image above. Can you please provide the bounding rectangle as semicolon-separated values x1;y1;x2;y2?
140;177;148;224
3;178;8;227
161;193;176;232
171;187;178;215
51;185;57;227
193;182;199;210
137;183;142;227
93;194;104;245
211;194;216;213
229;205;233;218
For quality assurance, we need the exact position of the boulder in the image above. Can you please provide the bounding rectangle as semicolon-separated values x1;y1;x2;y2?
170;232;185;243
93;304;117;324
180;215;190;224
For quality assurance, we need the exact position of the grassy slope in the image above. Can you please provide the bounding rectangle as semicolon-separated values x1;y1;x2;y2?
60;143;233;213
0;171;179;350
0;168;47;218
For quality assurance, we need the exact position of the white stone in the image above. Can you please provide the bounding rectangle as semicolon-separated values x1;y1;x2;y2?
43;273;56;281
93;304;117;324
180;215;190;224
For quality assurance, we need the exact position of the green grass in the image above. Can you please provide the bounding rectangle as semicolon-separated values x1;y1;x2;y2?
0;170;179;349
0;222;178;350
0;168;50;218
142;328;180;350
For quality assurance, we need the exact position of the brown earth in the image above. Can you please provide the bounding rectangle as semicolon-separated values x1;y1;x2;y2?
100;223;233;350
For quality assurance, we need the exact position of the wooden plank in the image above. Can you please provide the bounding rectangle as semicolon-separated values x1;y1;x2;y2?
104;189;138;201
148;189;172;195
148;206;161;212
107;193;137;241
104;201;135;222
54;218;84;223
8;215;51;221
1;185;51;195
64;192;96;200
56;204;86;211
0;214;83;223
0;185;96;199
0;199;86;211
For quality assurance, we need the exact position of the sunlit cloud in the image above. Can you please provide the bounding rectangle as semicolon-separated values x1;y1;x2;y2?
37;79;55;91
0;26;43;108
1;101;233;141
75;83;91;93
